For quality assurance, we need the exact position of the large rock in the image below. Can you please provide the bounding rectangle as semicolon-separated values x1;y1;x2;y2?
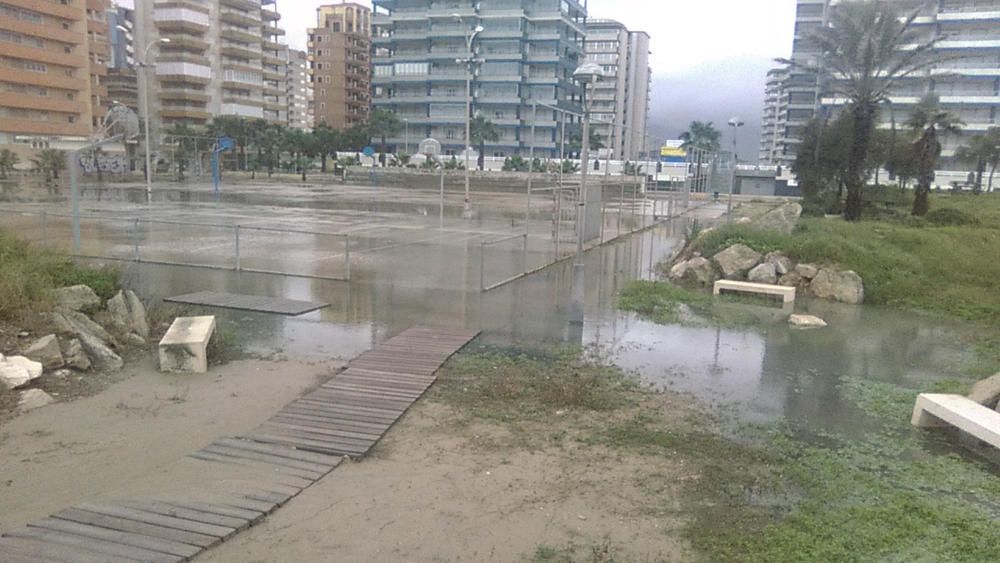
765;252;793;276
968;373;1000;408
0;354;43;389
52;310;117;348
778;271;804;288
795;263;820;280
810;269;865;304
19;389;54;411
789;314;828;329
23;334;64;370
126;290;150;340
76;331;123;372
712;244;762;280
107;290;149;342
670;257;715;286
747;262;778;285
757;202;803;234
53;285;100;311
62;338;92;371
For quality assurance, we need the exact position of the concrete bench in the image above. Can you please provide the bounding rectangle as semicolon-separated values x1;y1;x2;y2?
911;393;1000;449
713;280;796;304
159;316;216;374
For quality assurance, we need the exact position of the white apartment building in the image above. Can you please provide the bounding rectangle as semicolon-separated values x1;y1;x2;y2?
584;19;651;161
286;49;314;130
773;0;1000;178
133;0;290;141
759;68;788;166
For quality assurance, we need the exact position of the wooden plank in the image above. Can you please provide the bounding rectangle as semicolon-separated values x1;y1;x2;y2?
322;382;425;400
218;496;279;515
187;450;326;482
302;391;413;409
28;517;199;559
288;400;404;421
199;444;335;476
162;502;264;525
0;536;139;563
73;502;236;540
212;437;343;467
18;525;181;561
270;412;391;434
253;425;375;450
53;507;220;549
259;420;382;442
245;491;293;507
241;432;369;456
117;500;252;532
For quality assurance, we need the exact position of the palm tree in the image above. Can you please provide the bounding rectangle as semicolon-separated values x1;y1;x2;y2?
0;149;19;178
470;116;499;170
955;128;1000;193
568;128;605;157
778;1;941;221
678;121;721;152
31;149;66;181
907;93;963;216
366;108;402;165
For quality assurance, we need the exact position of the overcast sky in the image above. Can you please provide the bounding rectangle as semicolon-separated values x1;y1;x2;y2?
123;0;797;159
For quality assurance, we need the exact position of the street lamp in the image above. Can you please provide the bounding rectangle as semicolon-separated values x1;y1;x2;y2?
454;13;484;218
569;62;606;328
727;116;744;220
403;118;410;155
122;25;169;203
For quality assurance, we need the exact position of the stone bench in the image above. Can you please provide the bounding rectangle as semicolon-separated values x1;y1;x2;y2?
713;280;796;304
911;393;1000;449
159;316;216;374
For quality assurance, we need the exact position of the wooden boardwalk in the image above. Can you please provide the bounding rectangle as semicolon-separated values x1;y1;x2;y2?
164;291;330;316
0;326;479;562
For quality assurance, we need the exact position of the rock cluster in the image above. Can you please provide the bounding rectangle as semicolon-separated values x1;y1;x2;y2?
669;245;865;305
1;284;150;412
968;373;1000;412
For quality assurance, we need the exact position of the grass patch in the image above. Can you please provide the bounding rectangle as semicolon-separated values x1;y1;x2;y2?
0;232;120;320
689;224;793;257
617;280;787;328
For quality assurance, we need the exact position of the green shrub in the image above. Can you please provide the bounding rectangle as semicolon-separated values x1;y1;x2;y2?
925;207;979;227
690;224;793;257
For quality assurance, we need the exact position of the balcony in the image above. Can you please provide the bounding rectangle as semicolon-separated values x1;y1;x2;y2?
220;9;261;27
154;8;210;33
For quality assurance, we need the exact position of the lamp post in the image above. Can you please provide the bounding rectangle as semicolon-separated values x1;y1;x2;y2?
123;27;169;203
403;118;410;155
727;116;744;220
454;14;484;218
569;62;606;329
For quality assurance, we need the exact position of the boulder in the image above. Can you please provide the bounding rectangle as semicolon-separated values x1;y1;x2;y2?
668;260;691;281
968;373;1000;408
106;290;150;342
795;263;820;280
809;269;865;304
789;314;828;329
23;334;64;370
757;202;803;234
765;252;793;276
19;389;54;411
778;271;804;288
62;338;92;371
712;244;762;280
748;263;778;285
106;291;130;331
76;331;123;372
683;257;715;286
52;310;117;348
0;354;44;389
126;290;150;340
53;285;100;311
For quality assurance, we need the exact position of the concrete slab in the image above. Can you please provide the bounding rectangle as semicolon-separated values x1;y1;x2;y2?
911;393;1000;449
714;280;796;304
159;316;216;374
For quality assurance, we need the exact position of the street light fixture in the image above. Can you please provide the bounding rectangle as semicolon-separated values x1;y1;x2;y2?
454;14;484;218
727;116;745;220
122;27;169;203
569;62;606;329
403;118;410;155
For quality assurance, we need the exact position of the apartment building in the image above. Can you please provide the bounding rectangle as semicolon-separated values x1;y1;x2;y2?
774;0;1000;176
132;0;290;142
309;3;371;129
0;0;110;151
584;19;651;161
758;67;788;166
371;0;588;158
287;49;314;130
106;4;138;114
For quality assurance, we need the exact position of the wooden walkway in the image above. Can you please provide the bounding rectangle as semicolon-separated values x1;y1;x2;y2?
0;326;479;562
164;291;330;316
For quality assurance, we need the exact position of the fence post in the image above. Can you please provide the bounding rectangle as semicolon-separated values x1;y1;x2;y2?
234;225;241;272
522;233;528;275
133;218;140;262
480;241;486;292
42;211;48;247
345;234;352;280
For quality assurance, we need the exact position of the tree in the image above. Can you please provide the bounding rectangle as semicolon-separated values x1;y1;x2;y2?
163;123;202;180
568;128;605;156
779;1;941;221
207;116;251;171
0;149;19;178
679;121;722;152
955;128;1000;194
311;124;341;172
907;93;963;216
470;116;500;170
367;108;402;165
31;149;66;181
793;114;853;204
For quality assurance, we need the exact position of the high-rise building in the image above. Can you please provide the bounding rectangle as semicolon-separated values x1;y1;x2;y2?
584;20;651;161
758;68;788;166
132;0;290;141
309;3;371;130
0;0;109;150
287;49;314;130
106;4;138;114
774;0;999;178
371;0;588;157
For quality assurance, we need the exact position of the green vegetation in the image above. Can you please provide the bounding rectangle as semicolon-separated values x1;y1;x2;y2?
0;232;119;320
618;281;788;328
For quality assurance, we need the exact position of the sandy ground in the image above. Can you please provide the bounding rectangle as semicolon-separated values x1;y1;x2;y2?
202;400;694;563
0;356;342;531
